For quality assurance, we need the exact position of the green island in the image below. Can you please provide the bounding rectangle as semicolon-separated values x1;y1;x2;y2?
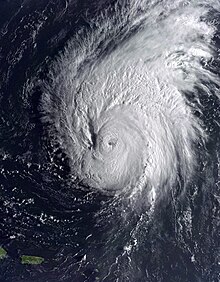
0;247;7;259
21;255;45;265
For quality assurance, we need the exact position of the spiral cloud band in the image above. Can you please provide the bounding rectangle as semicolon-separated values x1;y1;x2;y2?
73;60;198;195
39;0;219;201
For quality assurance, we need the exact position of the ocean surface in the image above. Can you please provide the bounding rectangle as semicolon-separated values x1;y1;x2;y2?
0;0;220;281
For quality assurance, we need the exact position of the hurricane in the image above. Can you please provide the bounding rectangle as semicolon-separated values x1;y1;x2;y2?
1;0;220;281
39;0;219;202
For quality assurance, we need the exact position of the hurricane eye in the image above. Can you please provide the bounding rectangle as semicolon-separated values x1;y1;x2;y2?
108;139;117;147
99;134;118;154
